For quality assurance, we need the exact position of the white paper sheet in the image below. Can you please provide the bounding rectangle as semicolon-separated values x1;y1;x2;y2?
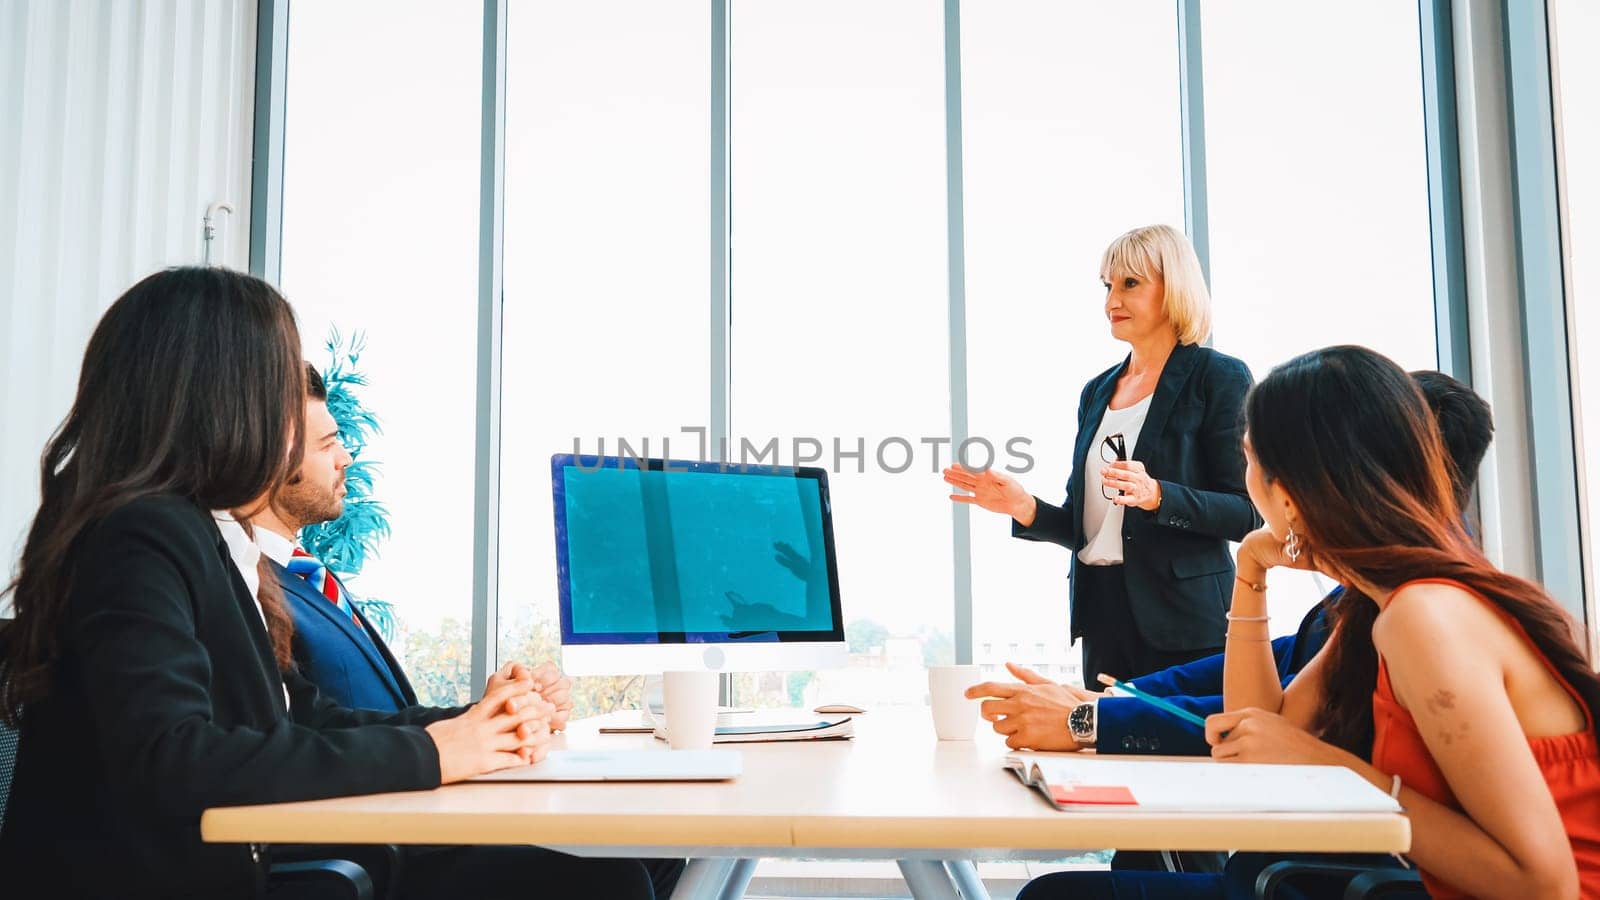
1007;754;1402;813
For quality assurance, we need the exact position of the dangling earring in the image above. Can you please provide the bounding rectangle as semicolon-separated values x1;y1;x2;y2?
1284;525;1303;563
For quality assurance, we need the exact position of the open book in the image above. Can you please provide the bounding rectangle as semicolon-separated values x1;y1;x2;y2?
1005;754;1403;814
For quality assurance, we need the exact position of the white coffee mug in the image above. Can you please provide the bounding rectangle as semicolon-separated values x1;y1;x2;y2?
927;664;982;740
662;670;719;750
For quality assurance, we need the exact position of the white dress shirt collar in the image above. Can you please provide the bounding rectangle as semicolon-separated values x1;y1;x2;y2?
255;525;297;568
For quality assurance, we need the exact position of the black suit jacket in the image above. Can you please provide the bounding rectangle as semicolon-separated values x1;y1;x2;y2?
1013;342;1261;651
0;495;459;899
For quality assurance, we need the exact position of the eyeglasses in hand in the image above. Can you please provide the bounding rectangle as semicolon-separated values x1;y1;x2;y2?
1100;433;1127;501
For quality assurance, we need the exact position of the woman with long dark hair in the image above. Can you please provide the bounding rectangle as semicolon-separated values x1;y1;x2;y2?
0;268;672;899
1018;345;1600;899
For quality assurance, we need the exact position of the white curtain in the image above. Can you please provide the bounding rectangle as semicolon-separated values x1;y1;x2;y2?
0;0;257;572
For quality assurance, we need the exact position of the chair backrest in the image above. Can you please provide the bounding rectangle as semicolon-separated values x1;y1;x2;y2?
0;618;18;835
0;711;14;835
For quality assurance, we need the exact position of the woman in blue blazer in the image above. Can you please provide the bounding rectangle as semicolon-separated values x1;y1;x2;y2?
945;225;1259;686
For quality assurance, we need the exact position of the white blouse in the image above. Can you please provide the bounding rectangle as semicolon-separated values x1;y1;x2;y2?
212;510;267;623
212;510;291;707
1078;393;1153;566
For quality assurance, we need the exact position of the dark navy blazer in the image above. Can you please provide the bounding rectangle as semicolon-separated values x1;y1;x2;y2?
270;557;417;713
1013;342;1261;652
1096;586;1341;756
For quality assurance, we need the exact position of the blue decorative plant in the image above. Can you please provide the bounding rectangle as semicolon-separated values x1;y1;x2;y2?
299;327;399;642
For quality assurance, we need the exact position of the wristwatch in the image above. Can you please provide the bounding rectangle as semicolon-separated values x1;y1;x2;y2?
1068;700;1098;747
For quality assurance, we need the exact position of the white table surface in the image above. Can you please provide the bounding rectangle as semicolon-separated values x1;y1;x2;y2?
201;706;1410;857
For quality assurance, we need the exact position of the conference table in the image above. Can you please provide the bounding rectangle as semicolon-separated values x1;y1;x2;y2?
201;707;1411;899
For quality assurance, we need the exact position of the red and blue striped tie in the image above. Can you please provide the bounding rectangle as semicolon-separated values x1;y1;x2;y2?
287;547;365;632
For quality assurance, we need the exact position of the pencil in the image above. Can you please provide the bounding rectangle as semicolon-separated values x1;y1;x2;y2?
1096;673;1207;731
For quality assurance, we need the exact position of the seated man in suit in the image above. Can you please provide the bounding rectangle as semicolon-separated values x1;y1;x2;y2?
251;365;682;898
971;369;1493;876
250;366;502;716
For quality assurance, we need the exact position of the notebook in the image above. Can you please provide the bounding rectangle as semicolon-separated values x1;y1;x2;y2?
467;749;742;782
1004;754;1402;813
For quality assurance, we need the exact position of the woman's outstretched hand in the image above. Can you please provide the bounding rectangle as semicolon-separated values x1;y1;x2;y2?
943;464;1036;526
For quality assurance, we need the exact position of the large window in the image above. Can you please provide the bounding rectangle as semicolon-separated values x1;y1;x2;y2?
728;0;953;708
1202;0;1437;631
272;1;1465;707
279;1;483;706
496;0;711;716
262;7;1511;890
961;1;1186;687
1551;0;1600;653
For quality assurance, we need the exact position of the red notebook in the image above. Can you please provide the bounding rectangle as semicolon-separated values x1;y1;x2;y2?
1047;783;1139;806
1006;756;1139;809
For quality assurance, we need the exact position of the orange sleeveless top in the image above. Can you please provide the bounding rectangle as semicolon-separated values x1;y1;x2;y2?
1371;579;1600;899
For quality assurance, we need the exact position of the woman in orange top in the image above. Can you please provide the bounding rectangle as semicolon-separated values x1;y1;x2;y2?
1019;345;1600;900
1212;345;1600;899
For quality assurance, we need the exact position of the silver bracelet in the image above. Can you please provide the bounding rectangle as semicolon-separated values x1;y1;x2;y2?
1225;612;1270;622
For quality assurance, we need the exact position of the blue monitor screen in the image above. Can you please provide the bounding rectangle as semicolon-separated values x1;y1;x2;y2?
551;455;844;645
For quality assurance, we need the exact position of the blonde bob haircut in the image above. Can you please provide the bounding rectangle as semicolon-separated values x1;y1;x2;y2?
1099;224;1212;346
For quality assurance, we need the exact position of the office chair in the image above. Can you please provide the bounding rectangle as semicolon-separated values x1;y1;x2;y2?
0;677;15;834
1255;859;1427;899
271;843;404;900
0;619;376;900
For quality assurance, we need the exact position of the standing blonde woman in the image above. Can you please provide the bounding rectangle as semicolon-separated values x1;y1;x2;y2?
945;224;1259;697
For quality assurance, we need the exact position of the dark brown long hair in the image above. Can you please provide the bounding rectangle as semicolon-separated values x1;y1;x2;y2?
1247;346;1600;755
1;268;306;722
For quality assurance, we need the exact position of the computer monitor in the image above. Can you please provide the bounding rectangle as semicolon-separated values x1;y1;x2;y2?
550;453;849;676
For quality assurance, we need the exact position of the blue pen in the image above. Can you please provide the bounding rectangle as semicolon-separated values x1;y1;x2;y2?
1096;673;1208;732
